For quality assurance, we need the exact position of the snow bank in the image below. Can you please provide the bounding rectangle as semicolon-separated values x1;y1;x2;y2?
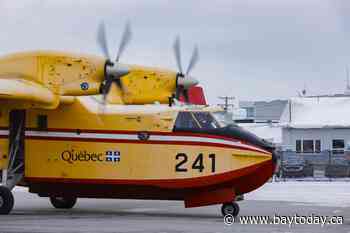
246;181;350;207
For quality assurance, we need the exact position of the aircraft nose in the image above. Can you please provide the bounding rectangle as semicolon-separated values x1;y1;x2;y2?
214;124;276;161
177;75;199;88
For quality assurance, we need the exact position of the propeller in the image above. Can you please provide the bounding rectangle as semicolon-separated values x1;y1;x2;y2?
97;22;132;103
173;36;199;103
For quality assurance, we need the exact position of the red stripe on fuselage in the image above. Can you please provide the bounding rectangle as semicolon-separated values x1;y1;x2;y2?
25;135;269;154
0;127;271;154
24;128;249;145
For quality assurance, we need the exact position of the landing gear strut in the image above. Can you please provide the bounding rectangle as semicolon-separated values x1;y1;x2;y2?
0;186;14;214
50;196;77;209
0;110;26;215
221;202;240;217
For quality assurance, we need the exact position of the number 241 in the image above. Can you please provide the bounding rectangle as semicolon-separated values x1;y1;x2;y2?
175;153;215;173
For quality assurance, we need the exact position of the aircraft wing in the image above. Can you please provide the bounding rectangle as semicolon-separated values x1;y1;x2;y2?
0;74;59;109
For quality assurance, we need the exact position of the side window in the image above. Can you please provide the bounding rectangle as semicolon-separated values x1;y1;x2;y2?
296;139;321;154
174;112;200;129
332;139;345;154
302;140;314;153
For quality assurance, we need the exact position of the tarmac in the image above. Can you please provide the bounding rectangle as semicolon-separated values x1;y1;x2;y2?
0;186;349;233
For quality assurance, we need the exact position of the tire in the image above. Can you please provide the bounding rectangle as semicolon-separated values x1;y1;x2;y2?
221;202;240;217
49;196;77;209
0;186;14;215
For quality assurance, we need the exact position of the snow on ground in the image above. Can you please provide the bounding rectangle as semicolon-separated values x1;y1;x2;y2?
13;186;28;192
13;181;350;207
246;181;350;207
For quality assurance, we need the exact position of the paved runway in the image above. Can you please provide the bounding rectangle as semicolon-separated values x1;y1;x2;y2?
0;188;349;233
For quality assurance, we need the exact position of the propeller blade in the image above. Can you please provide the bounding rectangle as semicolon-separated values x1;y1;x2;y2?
183;89;190;103
102;78;113;103
175;85;189;103
116;22;132;62
97;22;111;59
114;78;123;89
175;85;182;100
186;45;199;75
173;36;183;74
102;76;124;101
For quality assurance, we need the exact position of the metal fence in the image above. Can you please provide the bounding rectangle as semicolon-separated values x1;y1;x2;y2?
276;150;350;178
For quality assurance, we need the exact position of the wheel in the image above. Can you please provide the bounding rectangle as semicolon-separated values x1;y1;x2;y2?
49;196;77;209
221;202;240;217
0;186;14;215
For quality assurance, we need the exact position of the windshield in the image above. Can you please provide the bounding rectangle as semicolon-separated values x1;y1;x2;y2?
193;112;220;129
174;111;220;130
212;111;235;127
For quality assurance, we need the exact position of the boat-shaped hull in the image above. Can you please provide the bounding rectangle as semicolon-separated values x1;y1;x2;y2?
18;129;275;207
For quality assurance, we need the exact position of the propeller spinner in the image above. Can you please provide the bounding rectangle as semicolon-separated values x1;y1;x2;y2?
173;36;199;102
97;22;132;103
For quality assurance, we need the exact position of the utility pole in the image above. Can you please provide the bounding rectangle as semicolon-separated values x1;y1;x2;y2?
218;96;235;111
347;66;350;90
346;66;350;95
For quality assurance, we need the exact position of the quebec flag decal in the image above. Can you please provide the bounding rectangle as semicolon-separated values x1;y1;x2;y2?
105;150;121;163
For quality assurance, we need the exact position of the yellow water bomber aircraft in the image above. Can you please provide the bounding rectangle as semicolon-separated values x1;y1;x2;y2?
0;23;276;216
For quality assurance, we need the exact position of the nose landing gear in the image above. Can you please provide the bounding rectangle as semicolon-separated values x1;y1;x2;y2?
221;201;240;217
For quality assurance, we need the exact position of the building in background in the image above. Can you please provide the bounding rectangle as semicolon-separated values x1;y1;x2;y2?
254;100;288;123
280;96;350;153
238;122;282;146
237;100;287;123
278;96;350;178
232;95;350;178
236;100;286;146
237;101;255;122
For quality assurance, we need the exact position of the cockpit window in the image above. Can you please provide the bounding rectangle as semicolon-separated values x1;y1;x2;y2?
174;112;200;129
174;111;220;130
212;111;235;127
193;112;220;129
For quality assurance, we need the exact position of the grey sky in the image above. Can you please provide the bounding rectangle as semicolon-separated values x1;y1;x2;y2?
1;0;350;104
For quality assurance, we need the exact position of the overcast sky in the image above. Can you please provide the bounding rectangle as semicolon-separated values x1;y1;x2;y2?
1;0;350;104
